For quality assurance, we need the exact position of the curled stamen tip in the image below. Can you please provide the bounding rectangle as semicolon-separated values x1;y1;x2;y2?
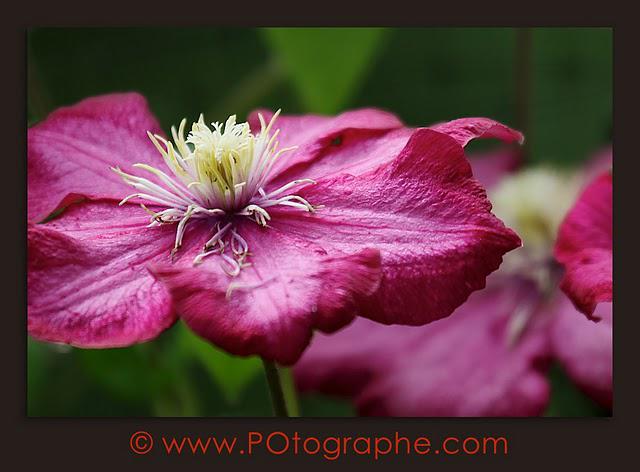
222;267;241;277
225;284;240;300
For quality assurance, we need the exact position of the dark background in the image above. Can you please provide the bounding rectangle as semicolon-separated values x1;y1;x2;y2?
27;27;612;416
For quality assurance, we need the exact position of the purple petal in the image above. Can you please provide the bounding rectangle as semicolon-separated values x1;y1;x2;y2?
550;296;612;409
555;172;612;317
28;201;182;347
28;93;163;222
248;108;407;186
151;222;382;365
468;148;522;190
429;117;524;148
295;276;552;416
283;128;521;325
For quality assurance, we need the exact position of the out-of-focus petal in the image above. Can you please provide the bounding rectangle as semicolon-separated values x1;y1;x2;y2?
28;93;163;222
555;172;612;317
549;296;612;410
28;201;183;347
295;277;552;416
468;148;522;189
582;146;612;183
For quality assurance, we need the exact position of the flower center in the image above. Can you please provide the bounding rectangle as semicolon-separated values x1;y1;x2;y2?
112;110;318;275
490;167;582;271
489;168;579;345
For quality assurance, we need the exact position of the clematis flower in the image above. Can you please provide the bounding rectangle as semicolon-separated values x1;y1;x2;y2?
28;93;522;365
295;150;613;414
555;171;613;317
295;275;553;416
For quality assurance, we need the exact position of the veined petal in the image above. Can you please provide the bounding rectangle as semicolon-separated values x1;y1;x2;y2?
277;128;521;325
28;93;164;222
250;111;522;215
27;201;189;347
549;296;612;409
295;277;552;416
429;117;524;148
150;222;382;365
554;172;612;317
248;108;407;186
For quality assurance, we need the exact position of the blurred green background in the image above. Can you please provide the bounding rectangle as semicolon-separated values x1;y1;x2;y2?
27;27;612;416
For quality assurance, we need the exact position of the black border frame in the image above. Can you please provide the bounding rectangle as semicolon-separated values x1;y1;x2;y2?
5;2;638;469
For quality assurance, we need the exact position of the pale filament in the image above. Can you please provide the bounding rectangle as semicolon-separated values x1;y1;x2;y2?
113;110;318;275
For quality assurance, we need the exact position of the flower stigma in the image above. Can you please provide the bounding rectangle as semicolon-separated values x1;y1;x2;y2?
112;110;319;276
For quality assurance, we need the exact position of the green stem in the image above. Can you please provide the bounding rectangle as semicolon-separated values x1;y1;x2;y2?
279;366;300;417
262;359;299;417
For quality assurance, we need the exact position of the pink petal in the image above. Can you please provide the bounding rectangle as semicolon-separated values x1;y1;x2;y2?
248;108;407;186
28;93;163;222
468;148;522;189
549;296;612;409
295;276;552;416
150;221;382;366
429;117;524;148
582;146;612;183
279;128;521;325
555;172;612;317
28;201;184;347
250;111;524;197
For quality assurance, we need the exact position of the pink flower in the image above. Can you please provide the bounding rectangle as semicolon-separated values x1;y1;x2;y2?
555;172;613;317
28;93;521;365
295;275;553;416
550;298;612;408
295;151;613;413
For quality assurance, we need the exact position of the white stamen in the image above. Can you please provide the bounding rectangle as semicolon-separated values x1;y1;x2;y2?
204;222;233;250
113;109;318;273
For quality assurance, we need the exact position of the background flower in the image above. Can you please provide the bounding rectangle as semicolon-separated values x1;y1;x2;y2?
555;172;613;317
294;150;613;416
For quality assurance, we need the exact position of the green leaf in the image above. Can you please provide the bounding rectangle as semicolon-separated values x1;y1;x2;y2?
27;340;49;414
176;323;262;404
262;28;388;114
532;28;612;165
300;393;356;417
76;344;172;401
544;363;609;417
